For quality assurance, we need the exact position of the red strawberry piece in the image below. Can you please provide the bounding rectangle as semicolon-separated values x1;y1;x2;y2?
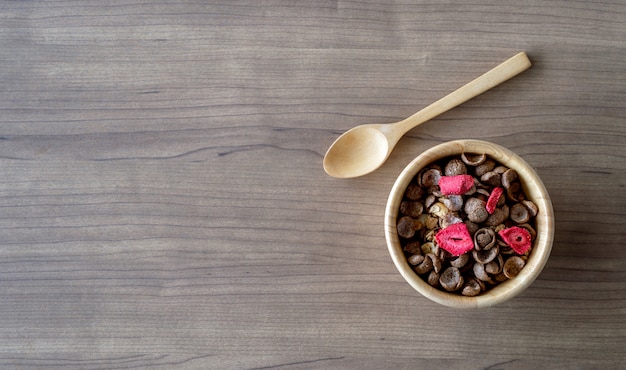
498;226;532;254
435;222;474;256
486;187;504;214
439;175;474;195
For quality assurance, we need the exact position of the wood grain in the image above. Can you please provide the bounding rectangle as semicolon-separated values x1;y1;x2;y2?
1;1;625;368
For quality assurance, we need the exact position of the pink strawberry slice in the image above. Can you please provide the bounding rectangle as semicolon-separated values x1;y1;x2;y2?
439;175;474;195
498;226;532;254
486;187;504;214
435;222;474;256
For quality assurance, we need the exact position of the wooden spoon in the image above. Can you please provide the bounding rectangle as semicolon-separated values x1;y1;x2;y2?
323;52;532;178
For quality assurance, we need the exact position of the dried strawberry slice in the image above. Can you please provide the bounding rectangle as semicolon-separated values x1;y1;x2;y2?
435;222;474;256
498;226;532;254
438;175;474;195
486;187;504;214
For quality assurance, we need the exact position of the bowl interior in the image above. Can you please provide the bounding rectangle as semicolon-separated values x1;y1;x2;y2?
384;139;554;308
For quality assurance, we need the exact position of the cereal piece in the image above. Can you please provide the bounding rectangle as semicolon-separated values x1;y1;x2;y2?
486;187;504;214
501;168;518;188
510;203;530;223
413;254;434;274
475;188;491;198
403;241;422;255
493;165;508;174
423;215;439;230
440;213;463;229
503;256;526;278
449;252;470;268
473;227;496;250
474;160;495;177
439;266;464;291
465;220;479;236
408;254;424;266
461;153;486;166
439;175;475;195
464;197;489;223
522;200;538;217
444;159;467;176
485;255;504;274
420;242;438;255
461;278;482;297
480;171;502;187
473;245;499;264
397;216;416;239
498;226;532;254
427;185;443;197
427;270;440;287
442;194;464;211
424;194;437;208
419;168;442;187
494;272;509;282
428;253;443;273
437;247;451;262
435;223;474;256
429;202;449;218
400;200;424;218
473;262;491;281
404;183;424;200
484;205;509;226
506;182;523;202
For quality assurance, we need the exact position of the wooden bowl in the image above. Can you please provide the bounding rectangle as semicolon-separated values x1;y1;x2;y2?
384;140;554;308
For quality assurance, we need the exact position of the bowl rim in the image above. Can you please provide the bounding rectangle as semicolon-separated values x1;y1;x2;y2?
384;139;554;308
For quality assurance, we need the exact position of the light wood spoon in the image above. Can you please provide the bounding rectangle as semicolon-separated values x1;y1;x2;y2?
323;52;532;178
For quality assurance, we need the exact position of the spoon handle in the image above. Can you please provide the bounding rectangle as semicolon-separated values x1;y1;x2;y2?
394;52;532;137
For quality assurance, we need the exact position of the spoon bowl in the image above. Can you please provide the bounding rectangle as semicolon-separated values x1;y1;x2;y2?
323;124;389;178
323;52;532;178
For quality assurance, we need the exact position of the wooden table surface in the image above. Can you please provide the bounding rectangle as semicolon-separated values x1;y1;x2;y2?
1;1;625;369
